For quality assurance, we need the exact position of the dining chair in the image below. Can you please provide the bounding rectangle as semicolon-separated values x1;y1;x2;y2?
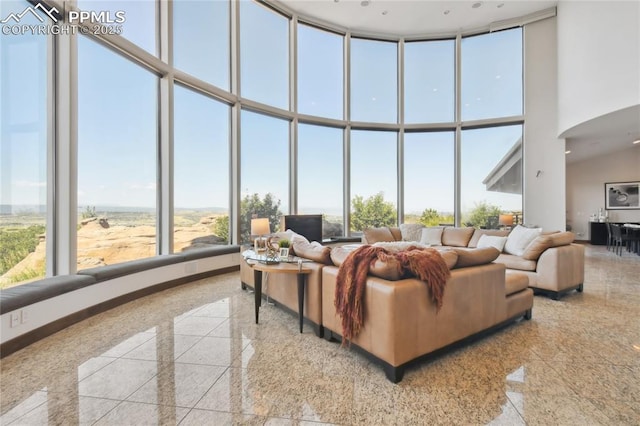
610;224;631;256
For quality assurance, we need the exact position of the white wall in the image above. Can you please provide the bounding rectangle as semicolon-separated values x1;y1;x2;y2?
557;1;640;136
524;17;566;231
567;146;640;240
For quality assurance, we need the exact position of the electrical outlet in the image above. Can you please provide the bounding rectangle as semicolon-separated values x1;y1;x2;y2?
21;309;28;324
10;312;20;328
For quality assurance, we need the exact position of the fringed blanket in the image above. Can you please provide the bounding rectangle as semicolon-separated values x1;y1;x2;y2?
334;245;450;343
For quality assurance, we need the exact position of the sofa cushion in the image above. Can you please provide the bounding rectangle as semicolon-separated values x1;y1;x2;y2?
467;229;510;248
420;227;444;246
452;247;500;268
496;254;537;271
399;223;424;242
504;225;542;256
477;235;508;252
330;247;350;266
389;227;402;241
505;273;530;296
292;241;332;265
442;227;475;247
272;230;310;255
521;235;552;260
549;231;575;247
437;250;459;270
364;227;395;244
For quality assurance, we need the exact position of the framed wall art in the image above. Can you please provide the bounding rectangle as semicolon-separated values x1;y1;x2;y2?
605;181;640;210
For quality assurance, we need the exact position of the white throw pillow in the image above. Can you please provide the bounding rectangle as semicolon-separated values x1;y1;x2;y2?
420;227;443;246
477;234;508;252
399;223;424;242
504;225;542;256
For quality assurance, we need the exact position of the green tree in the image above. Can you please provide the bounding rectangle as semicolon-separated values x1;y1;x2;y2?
351;192;397;232
419;208;441;226
212;193;283;244
464;201;502;229
0;225;45;275
80;205;97;220
213;215;229;244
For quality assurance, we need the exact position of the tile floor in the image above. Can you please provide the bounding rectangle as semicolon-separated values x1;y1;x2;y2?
1;245;639;425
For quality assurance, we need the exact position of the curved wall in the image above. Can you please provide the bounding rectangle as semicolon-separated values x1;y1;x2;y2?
557;1;640;136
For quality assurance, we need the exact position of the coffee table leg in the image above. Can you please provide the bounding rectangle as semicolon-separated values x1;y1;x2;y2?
297;273;305;333
254;269;262;324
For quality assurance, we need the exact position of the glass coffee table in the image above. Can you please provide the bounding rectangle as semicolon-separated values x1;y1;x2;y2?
242;250;313;333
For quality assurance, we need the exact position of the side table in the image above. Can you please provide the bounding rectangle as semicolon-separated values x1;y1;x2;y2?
248;261;312;333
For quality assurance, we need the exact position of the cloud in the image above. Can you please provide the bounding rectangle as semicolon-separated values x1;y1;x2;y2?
14;180;46;188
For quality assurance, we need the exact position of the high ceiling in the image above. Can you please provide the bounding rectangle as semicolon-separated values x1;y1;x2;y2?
275;0;558;37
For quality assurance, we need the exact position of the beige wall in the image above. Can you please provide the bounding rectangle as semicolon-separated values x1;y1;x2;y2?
523;16;566;231
566;146;640;241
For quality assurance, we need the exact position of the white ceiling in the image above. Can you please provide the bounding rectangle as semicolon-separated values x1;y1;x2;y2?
274;0;640;163
275;0;558;37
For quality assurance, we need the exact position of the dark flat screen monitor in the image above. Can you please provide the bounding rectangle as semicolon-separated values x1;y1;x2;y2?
282;214;323;242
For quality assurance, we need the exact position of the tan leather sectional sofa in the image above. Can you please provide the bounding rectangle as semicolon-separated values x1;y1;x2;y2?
363;224;585;300
240;240;533;382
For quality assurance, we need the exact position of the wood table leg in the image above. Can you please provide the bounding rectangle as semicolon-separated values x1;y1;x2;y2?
297;273;305;333
254;269;262;324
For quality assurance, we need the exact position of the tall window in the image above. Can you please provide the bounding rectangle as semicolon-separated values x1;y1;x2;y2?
297;24;343;119
404;40;455;123
174;0;229;90
174;86;230;248
0;1;48;288
350;38;397;123
404;132;454;225
350;130;397;233
240;110;289;243
77;37;158;269
240;1;289;109
462;28;523;121
461;125;523;229
78;0;156;55
298;124;343;237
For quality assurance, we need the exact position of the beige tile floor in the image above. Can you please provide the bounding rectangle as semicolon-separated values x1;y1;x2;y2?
1;245;639;425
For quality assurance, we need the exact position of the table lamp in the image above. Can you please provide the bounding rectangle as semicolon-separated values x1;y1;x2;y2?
499;214;514;230
251;218;270;253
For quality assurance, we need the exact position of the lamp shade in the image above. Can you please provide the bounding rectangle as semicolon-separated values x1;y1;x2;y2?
250;218;270;236
499;214;514;227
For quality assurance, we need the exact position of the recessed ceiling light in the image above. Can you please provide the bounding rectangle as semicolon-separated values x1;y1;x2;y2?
444;9;450;15
497;3;505;8
472;2;483;9
565;150;571;154
633;139;640;144
381;10;388;15
361;0;370;6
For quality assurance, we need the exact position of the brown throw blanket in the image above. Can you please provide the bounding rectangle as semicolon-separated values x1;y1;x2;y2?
334;245;451;343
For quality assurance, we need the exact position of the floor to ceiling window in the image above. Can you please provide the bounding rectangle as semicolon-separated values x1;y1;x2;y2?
1;0;528;289
77;36;158;270
461;125;523;229
404;132;455;226
297;23;343;120
173;86;230;249
404;39;455;124
350;38;398;123
0;0;49;288
350;130;398;233
240;110;289;243
297;124;344;238
240;0;289;109
173;0;230;90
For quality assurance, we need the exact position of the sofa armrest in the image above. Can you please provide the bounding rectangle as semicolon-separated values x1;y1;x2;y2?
535;243;585;291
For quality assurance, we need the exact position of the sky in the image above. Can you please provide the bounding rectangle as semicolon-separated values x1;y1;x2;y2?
1;0;523;219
